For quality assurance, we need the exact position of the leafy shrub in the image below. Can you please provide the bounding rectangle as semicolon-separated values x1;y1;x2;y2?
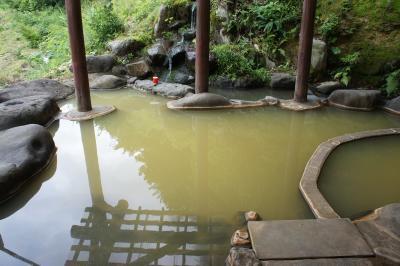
9;0;64;11
382;69;400;97
224;0;299;63
212;43;270;82
319;15;340;43
333;52;360;86
13;7;65;48
87;2;124;50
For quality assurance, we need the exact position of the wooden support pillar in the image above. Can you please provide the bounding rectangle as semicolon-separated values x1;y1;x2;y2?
294;0;317;103
66;0;92;112
195;0;210;94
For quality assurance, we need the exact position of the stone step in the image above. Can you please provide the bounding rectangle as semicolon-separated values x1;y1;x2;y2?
248;218;374;261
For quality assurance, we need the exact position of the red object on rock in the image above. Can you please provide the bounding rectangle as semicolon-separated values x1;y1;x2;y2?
152;76;159;85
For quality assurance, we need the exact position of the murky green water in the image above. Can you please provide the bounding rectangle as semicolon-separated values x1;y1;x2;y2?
319;135;400;219
0;88;399;265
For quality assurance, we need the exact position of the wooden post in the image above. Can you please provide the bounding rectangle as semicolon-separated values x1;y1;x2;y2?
195;0;210;94
66;0;92;112
294;0;317;103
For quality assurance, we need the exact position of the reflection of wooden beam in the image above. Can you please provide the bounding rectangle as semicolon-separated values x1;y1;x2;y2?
0;248;39;266
71;226;227;244
70;244;226;255
80;121;105;205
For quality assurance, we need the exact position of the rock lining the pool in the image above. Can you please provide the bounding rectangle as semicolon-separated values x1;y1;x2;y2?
167;93;271;110
0;124;56;203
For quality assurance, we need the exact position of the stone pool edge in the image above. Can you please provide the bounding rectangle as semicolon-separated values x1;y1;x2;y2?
299;127;400;219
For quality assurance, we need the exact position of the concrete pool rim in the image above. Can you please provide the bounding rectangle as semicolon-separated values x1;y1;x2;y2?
299;128;400;219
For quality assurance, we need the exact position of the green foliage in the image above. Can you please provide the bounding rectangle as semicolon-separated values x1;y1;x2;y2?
8;0;64;11
87;1;124;50
225;0;299;62
318;15;340;43
212;43;270;83
333;52;361;86
382;69;400;97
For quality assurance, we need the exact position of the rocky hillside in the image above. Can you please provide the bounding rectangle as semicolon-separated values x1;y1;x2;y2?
0;0;399;96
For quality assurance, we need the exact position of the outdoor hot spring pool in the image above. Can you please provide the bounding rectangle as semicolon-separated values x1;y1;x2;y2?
1;88;400;265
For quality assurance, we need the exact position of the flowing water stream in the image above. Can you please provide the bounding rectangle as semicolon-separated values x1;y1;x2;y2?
0;88;399;265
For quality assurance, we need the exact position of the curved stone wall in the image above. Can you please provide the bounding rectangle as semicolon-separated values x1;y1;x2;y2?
299;128;400;219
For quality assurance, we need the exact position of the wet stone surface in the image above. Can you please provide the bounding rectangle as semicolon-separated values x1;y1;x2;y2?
0;96;60;130
354;203;400;265
328;89;381;111
248;219;373;260
0;79;74;102
0;124;56;202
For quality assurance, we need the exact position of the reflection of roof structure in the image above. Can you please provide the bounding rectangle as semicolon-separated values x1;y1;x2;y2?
0;234;39;266
66;205;230;265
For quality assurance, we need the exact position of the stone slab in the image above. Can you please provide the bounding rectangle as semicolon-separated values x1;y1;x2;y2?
248;219;373;260
261;258;381;266
279;99;322;111
62;105;116;121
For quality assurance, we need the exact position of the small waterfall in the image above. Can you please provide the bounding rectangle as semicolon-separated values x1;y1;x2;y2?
165;54;173;82
190;3;197;31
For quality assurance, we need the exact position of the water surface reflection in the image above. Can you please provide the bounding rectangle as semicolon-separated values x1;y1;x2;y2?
66;121;231;265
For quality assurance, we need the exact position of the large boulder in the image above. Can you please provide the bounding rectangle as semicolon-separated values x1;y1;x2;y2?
0;124;56;202
131;80;194;98
85;55;116;73
107;39;145;57
225;247;261;266
270;73;296;90
89;75;126;90
0;79;74;102
0;96;60;130
328;89;381;110
210;76;264;89
126;60;152;78
354;203;400;265
186;51;217;73
154;4;191;37
170;43;187;66
111;65;128;76
311;39;328;77
313;81;344;95
148;42;167;66
169;93;231;108
384;96;400;115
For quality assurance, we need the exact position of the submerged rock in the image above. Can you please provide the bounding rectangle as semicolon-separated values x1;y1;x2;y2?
0;124;56;202
354;203;400;265
107;39;145;57
0;79;74;102
225;247;261;266
328;89;380;110
126;60;152;78
0;96;60;130
313;81;344;95
131;80;194;98
89;75;126;90
270;73;296;90
85;55;116;73
169;93;231;107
